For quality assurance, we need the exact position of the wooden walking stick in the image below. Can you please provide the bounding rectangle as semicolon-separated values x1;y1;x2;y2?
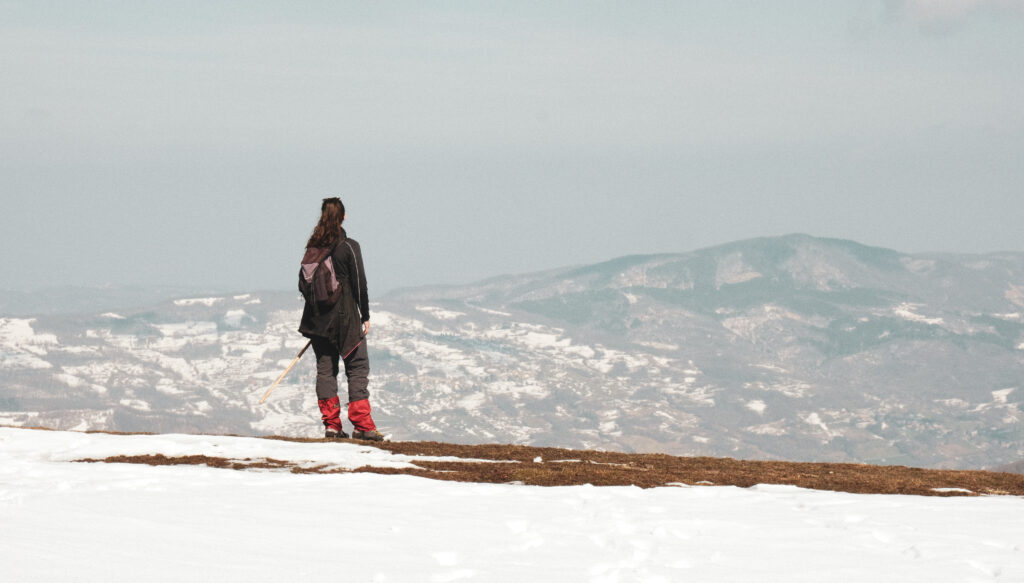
259;339;312;404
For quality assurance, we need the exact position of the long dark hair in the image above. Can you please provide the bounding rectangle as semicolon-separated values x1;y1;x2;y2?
306;197;345;248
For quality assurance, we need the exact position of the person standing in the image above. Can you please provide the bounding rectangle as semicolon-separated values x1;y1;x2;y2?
298;197;384;441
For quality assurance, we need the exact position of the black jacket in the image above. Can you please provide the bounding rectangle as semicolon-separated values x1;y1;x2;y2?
297;232;370;357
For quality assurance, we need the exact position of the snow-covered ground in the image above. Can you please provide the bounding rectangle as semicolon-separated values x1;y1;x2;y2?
1;428;1021;582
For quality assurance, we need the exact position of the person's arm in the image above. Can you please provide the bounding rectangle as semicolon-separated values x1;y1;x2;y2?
347;240;371;329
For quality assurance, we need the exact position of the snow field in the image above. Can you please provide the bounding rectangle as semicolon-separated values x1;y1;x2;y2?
1;428;1023;582
0;428;479;471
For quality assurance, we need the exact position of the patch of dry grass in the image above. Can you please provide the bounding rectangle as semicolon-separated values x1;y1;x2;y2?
70;435;1024;497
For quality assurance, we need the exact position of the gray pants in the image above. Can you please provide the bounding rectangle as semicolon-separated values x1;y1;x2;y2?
311;336;370;403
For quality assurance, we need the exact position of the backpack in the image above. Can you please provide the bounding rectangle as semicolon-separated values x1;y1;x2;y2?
299;243;342;308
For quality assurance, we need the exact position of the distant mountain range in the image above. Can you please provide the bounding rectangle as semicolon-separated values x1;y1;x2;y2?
0;284;227;317
995;460;1024;474
1;234;1022;470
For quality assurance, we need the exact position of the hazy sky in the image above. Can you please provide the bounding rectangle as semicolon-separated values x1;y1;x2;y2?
2;1;1023;295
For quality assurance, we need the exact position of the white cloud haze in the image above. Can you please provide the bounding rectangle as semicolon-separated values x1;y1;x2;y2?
1;2;1023;292
893;0;1024;26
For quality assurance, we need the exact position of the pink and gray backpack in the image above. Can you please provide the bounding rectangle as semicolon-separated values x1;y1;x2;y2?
299;244;342;308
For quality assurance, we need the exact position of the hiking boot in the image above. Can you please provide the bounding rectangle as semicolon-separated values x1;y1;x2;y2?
325;428;349;439
351;429;385;442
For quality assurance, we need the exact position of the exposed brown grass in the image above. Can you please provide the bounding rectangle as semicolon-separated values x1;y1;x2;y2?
77;454;298;471
68;433;1024;497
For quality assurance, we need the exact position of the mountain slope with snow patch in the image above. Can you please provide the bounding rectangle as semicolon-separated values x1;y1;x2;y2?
2;235;1023;469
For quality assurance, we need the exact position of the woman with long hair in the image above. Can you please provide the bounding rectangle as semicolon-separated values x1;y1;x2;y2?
298;197;383;441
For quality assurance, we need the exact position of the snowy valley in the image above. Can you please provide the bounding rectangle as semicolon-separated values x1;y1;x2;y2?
1;235;1023;470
